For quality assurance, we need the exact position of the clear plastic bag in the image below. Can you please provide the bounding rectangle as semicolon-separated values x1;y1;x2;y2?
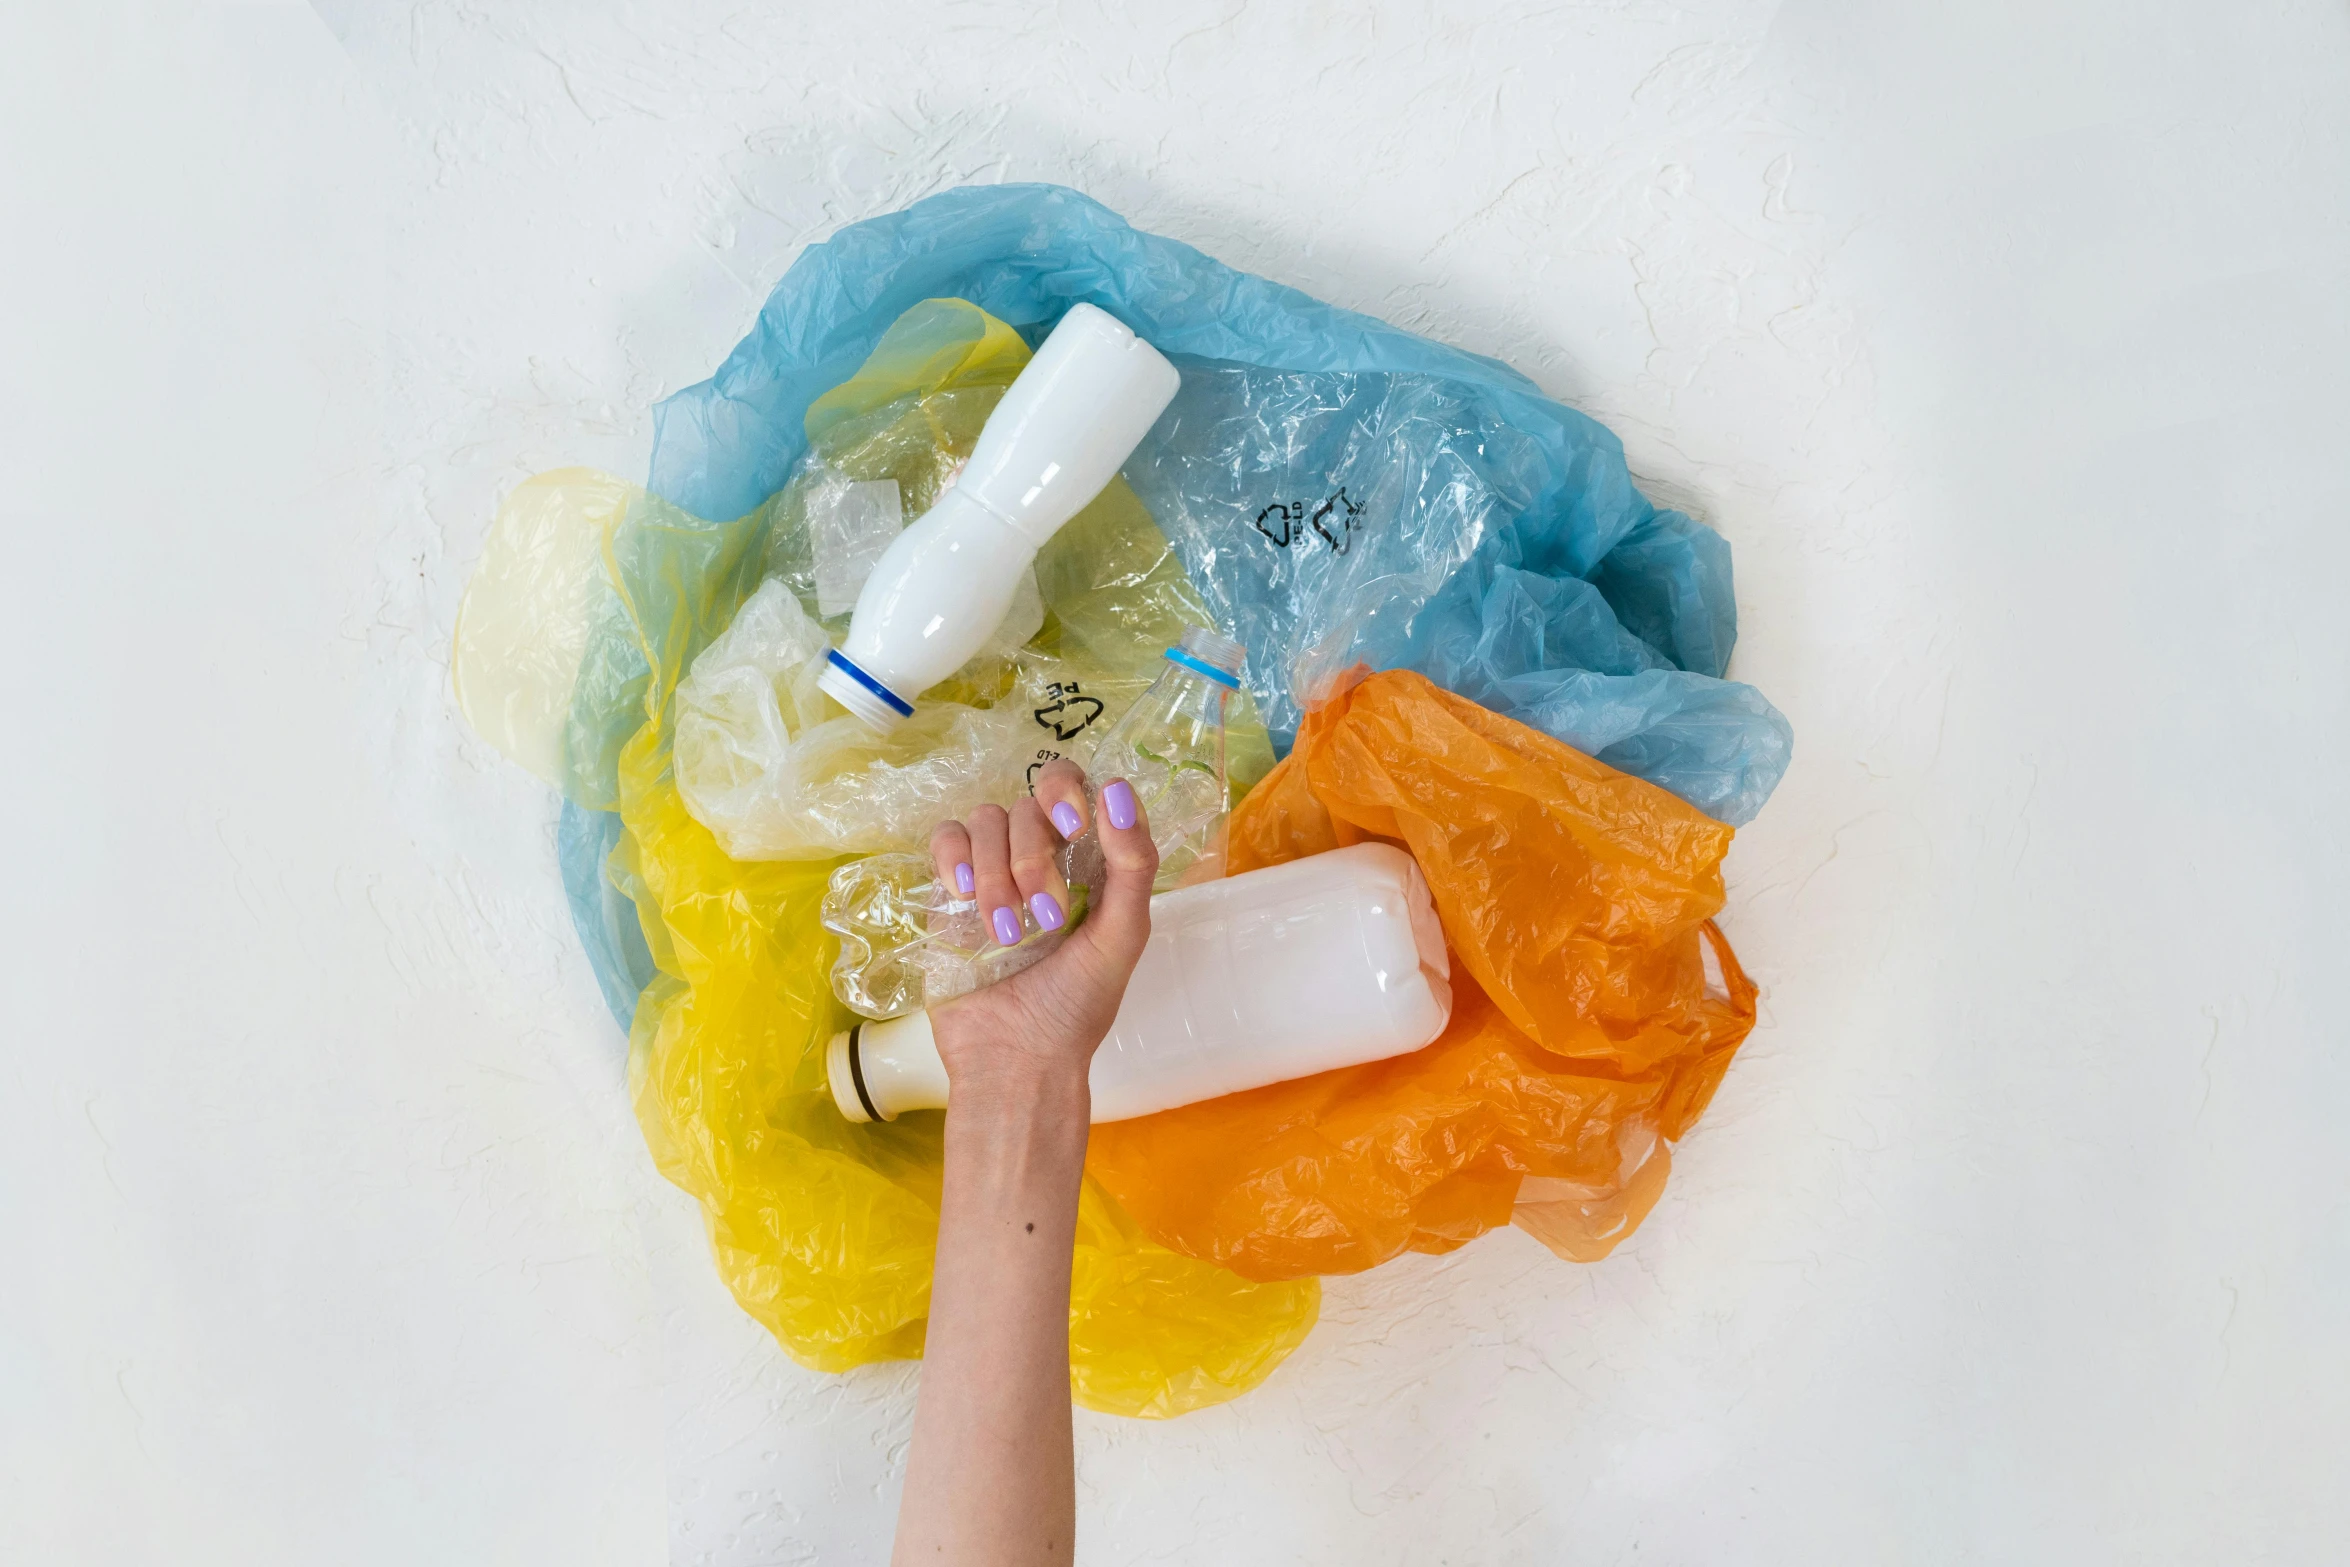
671;576;1090;861
1125;366;1794;823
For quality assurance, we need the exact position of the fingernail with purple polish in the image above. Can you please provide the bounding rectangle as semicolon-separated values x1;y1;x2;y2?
1030;891;1065;932
991;906;1022;946
1103;779;1138;831
1050;801;1084;838
953;861;975;896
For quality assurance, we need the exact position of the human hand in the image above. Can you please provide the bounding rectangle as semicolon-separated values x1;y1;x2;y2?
924;759;1157;1103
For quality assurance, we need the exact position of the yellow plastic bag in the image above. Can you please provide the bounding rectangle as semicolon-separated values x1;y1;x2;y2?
1086;669;1757;1280
457;299;1316;1416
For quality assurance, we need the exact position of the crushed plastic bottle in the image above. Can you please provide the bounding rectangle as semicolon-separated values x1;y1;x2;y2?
822;626;1245;1019
822;851;1066;1020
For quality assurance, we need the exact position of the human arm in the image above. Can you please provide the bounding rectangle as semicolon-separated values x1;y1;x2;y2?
889;762;1155;1567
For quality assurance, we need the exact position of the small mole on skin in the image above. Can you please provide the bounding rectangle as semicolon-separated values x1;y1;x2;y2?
1025;1222;1035;1232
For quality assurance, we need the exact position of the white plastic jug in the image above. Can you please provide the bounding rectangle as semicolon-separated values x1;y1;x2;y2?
814;303;1182;730
826;843;1454;1124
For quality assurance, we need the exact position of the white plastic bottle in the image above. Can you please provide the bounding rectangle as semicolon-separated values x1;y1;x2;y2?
813;303;1183;729
825;843;1454;1125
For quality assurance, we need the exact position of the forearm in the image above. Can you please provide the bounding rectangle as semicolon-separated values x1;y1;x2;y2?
893;1062;1092;1567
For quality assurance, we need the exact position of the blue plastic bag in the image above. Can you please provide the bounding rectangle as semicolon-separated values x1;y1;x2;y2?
563;182;1791;1023
559;800;655;1029
1120;362;1787;817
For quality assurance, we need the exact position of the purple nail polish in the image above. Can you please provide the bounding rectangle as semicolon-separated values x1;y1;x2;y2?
1030;891;1064;931
991;906;1022;946
1050;801;1084;838
953;861;975;896
1103;779;1138;831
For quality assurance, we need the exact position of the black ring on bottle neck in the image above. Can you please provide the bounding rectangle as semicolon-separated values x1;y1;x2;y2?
845;1022;883;1123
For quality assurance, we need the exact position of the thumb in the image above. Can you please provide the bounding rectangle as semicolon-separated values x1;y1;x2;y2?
1082;776;1157;965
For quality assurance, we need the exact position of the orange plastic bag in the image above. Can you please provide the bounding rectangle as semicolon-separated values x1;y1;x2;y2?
1085;669;1758;1280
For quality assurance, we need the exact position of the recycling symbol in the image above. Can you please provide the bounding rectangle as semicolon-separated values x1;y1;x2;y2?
1033;692;1105;742
1254;486;1365;554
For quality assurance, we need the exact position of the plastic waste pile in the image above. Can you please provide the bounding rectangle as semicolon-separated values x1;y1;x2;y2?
451;182;1790;1418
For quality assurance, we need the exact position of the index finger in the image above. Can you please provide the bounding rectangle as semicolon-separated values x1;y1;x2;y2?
1074;775;1157;966
929;819;976;902
1030;757;1092;842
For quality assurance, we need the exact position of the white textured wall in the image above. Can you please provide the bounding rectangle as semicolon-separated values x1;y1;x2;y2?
6;2;2346;1562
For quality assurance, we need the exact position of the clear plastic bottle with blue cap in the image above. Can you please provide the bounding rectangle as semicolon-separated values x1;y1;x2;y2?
821;626;1247;1020
1062;624;1245;899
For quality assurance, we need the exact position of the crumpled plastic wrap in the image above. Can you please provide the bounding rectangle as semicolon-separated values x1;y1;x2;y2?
645;182;1791;826
1126;367;1792;821
1084;669;1758;1279
672;575;1083;861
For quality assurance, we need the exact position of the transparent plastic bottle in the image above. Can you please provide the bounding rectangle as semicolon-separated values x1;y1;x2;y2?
822;851;1055;1020
821;626;1245;1019
1062;624;1245;900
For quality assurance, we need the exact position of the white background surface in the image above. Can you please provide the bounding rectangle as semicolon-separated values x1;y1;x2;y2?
5;2;2346;1562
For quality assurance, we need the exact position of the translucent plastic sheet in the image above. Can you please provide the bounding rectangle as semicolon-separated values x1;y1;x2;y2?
644;182;1791;825
1126;369;1793;822
1084;670;1759;1280
452;468;634;789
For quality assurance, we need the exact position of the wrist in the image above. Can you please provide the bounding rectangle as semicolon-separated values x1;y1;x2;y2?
948;1054;1091;1121
931;1006;1092;1097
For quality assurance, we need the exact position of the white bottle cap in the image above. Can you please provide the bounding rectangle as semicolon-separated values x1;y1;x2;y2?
814;647;912;733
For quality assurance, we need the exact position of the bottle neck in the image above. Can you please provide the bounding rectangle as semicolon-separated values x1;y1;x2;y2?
1162;644;1242;689
826;1012;949;1123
